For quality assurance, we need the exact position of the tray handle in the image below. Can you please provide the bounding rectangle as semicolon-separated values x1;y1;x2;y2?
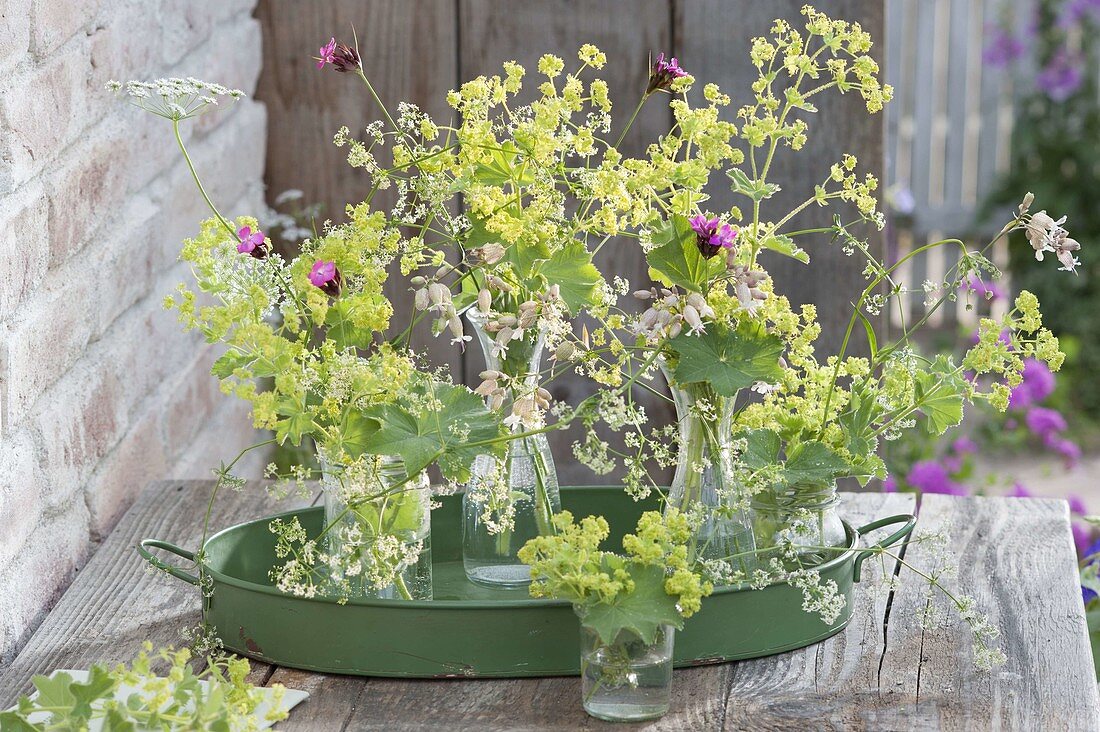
137;539;200;586
852;514;916;582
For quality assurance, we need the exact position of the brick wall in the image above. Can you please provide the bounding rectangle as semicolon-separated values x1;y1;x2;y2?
0;0;270;662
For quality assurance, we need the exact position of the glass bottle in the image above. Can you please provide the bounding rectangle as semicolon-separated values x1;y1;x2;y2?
751;479;847;565
663;365;758;577
321;454;433;600
463;309;561;588
579;620;674;722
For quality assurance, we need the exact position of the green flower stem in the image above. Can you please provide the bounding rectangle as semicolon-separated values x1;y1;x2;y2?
615;92;650;149
816;234;978;439
172;119;234;239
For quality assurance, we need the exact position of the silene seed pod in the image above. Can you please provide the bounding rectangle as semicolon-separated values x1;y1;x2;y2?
478;288;492;314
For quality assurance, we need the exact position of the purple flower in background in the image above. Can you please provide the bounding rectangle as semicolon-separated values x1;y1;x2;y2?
236;225;267;258
888;186;916;216
1083;538;1100;604
688;214;738;259
1026;406;1067;439
1037;50;1084;102
952;436;978;455
1073;522;1091;556
906;460;967;496
1069;494;1089;516
316;37;337;70
1009;358;1056;410
883;475;898;493
1045;435;1082;469
983;24;1026;67
1008;482;1033;498
962;275;1005;302
646;52;687;94
1059;0;1100;29
308;259;342;297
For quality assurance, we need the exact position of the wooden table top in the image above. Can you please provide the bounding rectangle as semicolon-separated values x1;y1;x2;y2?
1;480;1097;730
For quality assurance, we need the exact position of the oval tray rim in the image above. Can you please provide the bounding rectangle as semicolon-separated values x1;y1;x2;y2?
199;502;862;609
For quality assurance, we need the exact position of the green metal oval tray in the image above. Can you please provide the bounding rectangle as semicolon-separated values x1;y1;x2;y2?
137;486;913;678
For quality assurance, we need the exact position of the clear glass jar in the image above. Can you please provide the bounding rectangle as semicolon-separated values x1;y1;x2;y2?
463;309;561;588
321;454;433;600
751;479;847;566
663;365;758;577
579;621;674;722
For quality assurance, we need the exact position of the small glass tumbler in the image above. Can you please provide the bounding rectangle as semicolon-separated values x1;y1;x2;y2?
578;622;675;722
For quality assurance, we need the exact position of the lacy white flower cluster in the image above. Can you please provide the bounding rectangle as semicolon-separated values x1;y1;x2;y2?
106;77;244;121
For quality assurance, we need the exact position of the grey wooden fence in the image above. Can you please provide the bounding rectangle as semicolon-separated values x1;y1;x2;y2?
885;0;1022;330
255;0;885;484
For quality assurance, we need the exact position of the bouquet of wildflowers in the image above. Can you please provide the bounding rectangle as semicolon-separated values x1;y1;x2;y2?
113;4;1079;674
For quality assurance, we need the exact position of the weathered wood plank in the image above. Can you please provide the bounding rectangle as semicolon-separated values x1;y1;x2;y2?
458;0;676;486
0;480;316;706
877;494;1100;731
722;492;916;731
680;0;886;357
255;0;462;378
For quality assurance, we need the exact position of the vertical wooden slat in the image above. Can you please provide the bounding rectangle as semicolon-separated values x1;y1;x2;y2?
457;0;675;486
680;0;886;357
255;0;462;376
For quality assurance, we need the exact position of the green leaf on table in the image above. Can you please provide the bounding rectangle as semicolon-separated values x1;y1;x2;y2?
358;381;506;483
32;672;78;713
0;711;39;731
70;666;116;722
669;321;784;396
913;355;965;435
581;563;683;646
535;241;603;312
646;215;722;293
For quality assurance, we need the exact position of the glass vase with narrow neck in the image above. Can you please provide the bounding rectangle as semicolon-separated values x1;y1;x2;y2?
320;453;433;600
663;365;758;577
463;309;561;588
751;479;846;566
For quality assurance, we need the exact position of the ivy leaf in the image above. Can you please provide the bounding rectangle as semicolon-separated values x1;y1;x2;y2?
669;321;784;396
646;215;721;293
536;241;603;312
359;381;506;482
580;563;683;646
914;355;965;435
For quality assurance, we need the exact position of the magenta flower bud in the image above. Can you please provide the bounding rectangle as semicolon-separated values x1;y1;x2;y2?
308;259;342;296
316;37;337;69
688;214;738;258
236;225;268;259
647;52;688;94
315;37;360;72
